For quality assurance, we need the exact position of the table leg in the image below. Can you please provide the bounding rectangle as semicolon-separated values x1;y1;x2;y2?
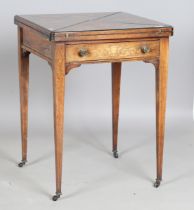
154;38;169;188
18;28;29;167
112;62;121;158
52;43;65;201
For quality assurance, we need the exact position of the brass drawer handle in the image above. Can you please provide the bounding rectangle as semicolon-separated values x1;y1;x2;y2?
78;48;89;57
141;46;150;54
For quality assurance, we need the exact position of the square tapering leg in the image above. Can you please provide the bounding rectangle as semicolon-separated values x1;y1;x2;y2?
112;62;121;158
52;43;65;201
18;27;29;167
154;38;169;188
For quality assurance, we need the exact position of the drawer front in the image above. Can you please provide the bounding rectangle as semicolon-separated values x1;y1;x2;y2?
66;40;160;63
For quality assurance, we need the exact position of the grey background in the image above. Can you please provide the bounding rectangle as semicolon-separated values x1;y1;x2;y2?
0;0;194;209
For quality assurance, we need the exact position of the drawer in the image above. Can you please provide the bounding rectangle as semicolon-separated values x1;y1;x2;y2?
66;40;160;63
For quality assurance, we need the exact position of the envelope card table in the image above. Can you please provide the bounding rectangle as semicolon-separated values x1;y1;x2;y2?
14;12;173;201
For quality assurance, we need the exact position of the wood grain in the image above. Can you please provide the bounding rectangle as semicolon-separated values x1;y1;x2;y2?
23;26;51;60
54;29;172;42
155;38;169;182
18;27;30;162
52;43;65;194
66;40;160;63
112;63;121;153
14;12;173;41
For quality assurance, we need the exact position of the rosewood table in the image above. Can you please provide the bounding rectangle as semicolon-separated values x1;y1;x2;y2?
14;12;173;201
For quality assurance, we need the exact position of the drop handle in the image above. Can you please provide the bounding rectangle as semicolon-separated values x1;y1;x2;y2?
78;48;89;57
141;46;150;54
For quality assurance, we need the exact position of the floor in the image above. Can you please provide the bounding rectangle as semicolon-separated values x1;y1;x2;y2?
0;118;194;210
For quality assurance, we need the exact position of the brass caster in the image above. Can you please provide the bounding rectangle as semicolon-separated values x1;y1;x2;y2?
154;179;161;188
52;192;61;201
113;150;119;158
18;160;27;167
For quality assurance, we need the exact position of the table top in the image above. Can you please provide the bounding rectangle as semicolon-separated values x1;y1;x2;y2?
15;12;173;41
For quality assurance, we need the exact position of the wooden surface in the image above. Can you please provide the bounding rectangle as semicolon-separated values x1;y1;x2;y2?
155;38;169;182
14;12;173;41
66;40;160;63
112;63;121;155
15;12;173;200
22;26;51;61
18;27;29;163
52;43;65;195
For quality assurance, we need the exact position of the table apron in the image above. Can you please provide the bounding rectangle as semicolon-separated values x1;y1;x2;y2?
21;26;161;65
